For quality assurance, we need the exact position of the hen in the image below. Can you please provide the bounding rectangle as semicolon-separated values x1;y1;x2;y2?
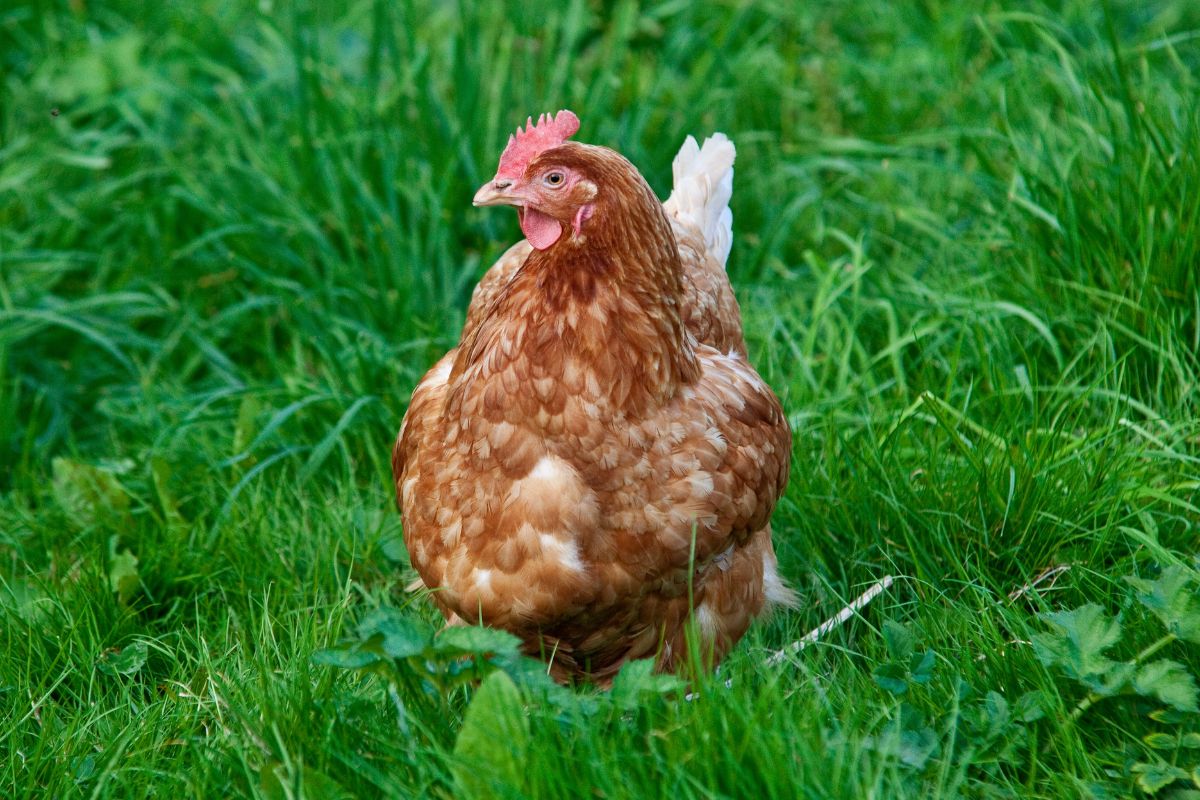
393;110;793;683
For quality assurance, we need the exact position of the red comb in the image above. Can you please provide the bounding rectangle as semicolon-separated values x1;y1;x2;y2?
495;110;580;180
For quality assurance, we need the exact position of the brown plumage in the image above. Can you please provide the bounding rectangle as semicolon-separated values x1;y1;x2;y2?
393;111;794;683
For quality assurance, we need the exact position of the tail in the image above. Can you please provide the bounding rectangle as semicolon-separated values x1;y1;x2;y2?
662;132;736;269
761;535;800;612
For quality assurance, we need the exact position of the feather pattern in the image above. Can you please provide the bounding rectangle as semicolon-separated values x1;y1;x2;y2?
394;124;793;684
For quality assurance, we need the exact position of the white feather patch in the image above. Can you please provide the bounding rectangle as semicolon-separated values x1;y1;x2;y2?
763;551;799;609
662;132;736;268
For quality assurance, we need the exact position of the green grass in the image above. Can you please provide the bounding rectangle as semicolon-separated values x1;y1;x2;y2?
2;0;1199;796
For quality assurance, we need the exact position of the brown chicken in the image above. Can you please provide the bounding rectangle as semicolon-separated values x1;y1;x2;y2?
393;110;794;683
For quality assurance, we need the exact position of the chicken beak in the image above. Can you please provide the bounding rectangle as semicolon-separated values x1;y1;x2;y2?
473;178;523;207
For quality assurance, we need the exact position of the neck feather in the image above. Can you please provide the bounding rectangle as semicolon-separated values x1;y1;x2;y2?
458;159;700;414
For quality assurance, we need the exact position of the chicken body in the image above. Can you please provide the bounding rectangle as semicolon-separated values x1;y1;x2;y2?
393;120;793;682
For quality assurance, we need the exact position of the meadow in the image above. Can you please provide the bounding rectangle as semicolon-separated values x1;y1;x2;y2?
1;0;1199;797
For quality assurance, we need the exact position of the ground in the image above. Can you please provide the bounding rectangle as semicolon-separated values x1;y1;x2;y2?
1;1;1198;797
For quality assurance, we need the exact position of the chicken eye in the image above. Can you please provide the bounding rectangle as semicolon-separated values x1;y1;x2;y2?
544;171;565;187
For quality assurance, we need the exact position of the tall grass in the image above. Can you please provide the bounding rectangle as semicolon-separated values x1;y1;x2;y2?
1;1;1198;796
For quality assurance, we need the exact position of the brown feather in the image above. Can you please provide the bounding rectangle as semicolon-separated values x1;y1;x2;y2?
393;139;793;683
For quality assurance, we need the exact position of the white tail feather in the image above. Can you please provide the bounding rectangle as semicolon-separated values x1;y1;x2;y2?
662;132;736;268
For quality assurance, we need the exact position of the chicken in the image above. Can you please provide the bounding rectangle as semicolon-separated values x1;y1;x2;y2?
393;110;794;683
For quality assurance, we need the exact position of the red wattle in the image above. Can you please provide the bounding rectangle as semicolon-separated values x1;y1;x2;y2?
520;207;563;250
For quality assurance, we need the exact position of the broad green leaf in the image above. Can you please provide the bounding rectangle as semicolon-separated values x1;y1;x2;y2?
150;456;186;525
53;458;130;527
356;609;433;659
436;625;523;657
1128;567;1200;644
453;670;529;799
72;754;96;783
1132;761;1188;794
897;726;939;769
1087;661;1136;697
259;762;285;800
492;650;564;695
1080;781;1121;800
261;760;351;800
1013;690;1046;722
97;641;147;677
311;647;381;669
910;650;936;684
107;536;139;605
873;663;909;696
1133;660;1199;713
1143;732;1178;749
982;691;1011;738
1150;708;1189;724
0;579;54;623
1033;604;1122;681
379;536;408;564
609;659;686;710
882;619;915;661
1182;732;1200;748
295;768;349;800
